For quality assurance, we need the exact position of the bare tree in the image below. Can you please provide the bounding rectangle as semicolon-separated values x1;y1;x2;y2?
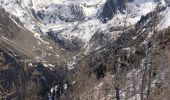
0;82;16;99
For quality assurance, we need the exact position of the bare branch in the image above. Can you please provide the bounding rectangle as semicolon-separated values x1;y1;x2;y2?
0;83;16;99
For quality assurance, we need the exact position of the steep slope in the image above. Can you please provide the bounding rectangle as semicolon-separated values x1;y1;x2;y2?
59;8;170;99
0;8;74;100
158;7;170;30
0;8;80;70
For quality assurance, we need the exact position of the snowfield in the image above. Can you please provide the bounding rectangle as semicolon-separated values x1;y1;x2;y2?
158;7;170;30
0;0;170;50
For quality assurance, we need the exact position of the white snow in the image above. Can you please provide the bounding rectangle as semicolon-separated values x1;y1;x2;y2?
10;16;25;29
130;94;141;100
160;0;166;7
158;7;170;30
133;0;157;15
63;84;68;90
1;36;8;40
48;64;55;67
43;63;48;67
28;63;33;66
67;61;75;70
50;85;59;93
0;0;167;53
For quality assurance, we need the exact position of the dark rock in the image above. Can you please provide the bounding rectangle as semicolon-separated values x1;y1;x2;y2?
99;0;127;23
47;31;81;52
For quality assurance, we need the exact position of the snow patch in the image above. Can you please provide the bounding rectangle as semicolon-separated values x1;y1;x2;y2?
9;15;25;29
158;7;170;30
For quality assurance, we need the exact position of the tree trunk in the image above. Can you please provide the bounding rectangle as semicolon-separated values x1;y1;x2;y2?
115;86;120;100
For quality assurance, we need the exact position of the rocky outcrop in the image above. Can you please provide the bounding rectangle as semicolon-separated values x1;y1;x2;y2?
47;31;82;52
0;9;21;38
36;4;86;23
99;0;127;23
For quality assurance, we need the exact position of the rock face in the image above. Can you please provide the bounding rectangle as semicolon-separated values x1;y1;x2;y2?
47;31;82;52
0;9;20;38
98;0;136;23
36;4;86;23
99;0;127;23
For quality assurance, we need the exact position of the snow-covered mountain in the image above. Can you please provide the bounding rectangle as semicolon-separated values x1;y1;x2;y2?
1;0;170;100
1;0;169;48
